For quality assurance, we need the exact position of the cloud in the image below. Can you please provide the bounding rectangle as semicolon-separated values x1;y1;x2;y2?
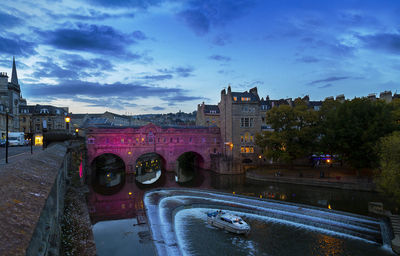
23;80;202;107
357;33;400;54
37;24;144;58
43;8;136;21
0;11;24;29
296;56;319;63
152;106;165;111
308;76;350;85
61;54;114;71
31;55;114;80
318;84;333;89
237;80;264;89
209;55;231;62
157;66;194;77
76;96;138;109
163;94;204;106
140;74;173;81
84;0;164;8
132;30;147;40
178;0;256;35
0;35;37;57
32;58;83;80
212;34;232;46
179;10;210;35
0;59;29;70
337;10;379;27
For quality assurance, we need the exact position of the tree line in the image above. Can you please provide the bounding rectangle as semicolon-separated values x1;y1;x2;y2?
256;97;400;204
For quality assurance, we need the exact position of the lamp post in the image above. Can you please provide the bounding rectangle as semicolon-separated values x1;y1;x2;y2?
5;107;9;164
29;119;33;154
65;116;70;133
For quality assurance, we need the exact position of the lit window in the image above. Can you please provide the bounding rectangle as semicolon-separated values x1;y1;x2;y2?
241;146;245;153
244;132;249;142
233;96;237;101
240;135;244;142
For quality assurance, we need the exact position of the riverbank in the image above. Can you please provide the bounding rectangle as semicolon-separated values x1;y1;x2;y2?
61;186;96;256
246;166;376;191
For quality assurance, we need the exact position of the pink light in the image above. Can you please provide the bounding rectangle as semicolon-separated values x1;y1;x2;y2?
79;161;83;178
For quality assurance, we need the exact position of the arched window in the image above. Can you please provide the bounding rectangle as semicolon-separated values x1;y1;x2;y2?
244;132;250;142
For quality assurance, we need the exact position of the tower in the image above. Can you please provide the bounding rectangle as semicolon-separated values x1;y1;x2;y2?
11;56;19;86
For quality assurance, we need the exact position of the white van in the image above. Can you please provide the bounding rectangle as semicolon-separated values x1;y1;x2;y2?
8;132;25;146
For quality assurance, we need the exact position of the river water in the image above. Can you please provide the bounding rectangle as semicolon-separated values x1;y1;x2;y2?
89;171;395;255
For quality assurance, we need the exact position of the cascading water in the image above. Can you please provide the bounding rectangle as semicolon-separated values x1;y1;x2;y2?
145;189;395;256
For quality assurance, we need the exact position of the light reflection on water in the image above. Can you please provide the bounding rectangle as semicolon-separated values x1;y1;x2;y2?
90;172;396;255
175;208;393;256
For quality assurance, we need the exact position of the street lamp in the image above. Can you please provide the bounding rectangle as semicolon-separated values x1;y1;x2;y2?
65;116;70;132
29;119;33;154
5;107;9;164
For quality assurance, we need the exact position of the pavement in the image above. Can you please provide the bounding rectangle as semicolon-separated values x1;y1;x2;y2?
0;146;42;167
246;166;376;191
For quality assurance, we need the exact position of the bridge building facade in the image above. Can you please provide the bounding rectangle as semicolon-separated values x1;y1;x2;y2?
86;124;223;175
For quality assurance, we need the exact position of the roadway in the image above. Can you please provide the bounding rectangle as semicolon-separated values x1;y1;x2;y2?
0;145;43;166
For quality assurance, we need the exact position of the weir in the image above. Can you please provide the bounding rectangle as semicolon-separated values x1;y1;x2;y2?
144;189;391;256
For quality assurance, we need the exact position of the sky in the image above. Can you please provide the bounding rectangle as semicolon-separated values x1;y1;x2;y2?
1;0;400;114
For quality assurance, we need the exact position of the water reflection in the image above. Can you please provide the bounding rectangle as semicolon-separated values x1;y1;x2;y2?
91;153;126;195
89;169;395;255
135;153;163;185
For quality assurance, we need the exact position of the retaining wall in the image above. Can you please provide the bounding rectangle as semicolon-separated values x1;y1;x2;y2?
0;144;68;255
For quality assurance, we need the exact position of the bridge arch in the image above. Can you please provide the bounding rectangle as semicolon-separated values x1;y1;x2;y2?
175;151;206;183
134;152;166;185
90;153;126;195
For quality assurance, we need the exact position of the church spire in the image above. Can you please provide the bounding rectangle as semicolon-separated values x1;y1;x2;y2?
11;56;18;85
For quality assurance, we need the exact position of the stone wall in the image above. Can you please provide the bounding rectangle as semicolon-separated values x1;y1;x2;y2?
0;144;68;255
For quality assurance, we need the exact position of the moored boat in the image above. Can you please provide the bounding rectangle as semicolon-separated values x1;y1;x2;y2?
207;210;250;235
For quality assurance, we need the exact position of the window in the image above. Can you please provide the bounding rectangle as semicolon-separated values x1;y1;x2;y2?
40;108;49;114
88;138;95;144
240;117;254;127
233;96;237;101
241;146;254;154
241;97;250;101
22;117;26;122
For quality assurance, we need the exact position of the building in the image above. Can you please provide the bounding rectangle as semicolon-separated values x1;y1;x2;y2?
218;86;262;172
196;102;220;127
0;57;26;137
19;105;69;145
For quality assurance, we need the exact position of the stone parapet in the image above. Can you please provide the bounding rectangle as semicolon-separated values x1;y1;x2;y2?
0;144;68;255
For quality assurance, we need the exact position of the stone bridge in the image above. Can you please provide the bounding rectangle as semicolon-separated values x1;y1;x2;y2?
86;124;222;174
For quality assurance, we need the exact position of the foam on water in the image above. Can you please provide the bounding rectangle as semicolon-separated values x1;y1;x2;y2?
144;189;392;256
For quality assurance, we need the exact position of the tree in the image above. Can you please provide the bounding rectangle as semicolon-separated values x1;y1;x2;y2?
376;131;400;206
256;100;318;166
318;98;398;169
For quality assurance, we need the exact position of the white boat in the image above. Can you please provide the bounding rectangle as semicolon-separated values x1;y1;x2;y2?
207;210;250;235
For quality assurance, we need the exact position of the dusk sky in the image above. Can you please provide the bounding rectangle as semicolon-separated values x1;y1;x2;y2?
1;0;400;114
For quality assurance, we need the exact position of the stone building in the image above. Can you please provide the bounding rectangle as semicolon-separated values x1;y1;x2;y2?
0;57;26;137
218;86;263;172
19;105;69;144
196;102;220;127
